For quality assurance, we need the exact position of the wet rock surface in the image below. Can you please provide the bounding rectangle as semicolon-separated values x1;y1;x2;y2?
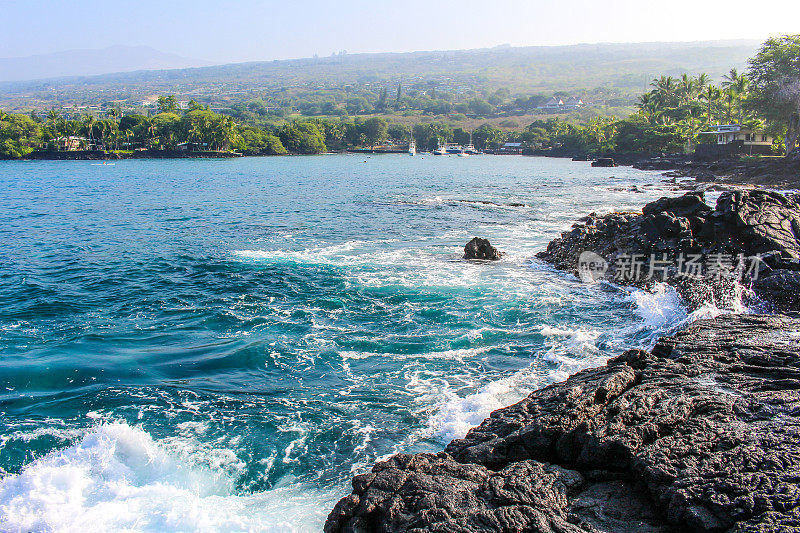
326;314;800;532
464;237;503;260
535;189;800;310
752;269;800;311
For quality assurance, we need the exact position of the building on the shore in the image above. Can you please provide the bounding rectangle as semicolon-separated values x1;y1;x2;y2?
562;96;584;110
541;97;564;111
538;96;585;113
177;142;209;151
696;124;774;157
55;136;93;151
498;142;523;154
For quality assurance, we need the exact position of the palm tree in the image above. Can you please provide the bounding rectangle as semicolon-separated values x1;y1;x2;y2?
732;76;750;125
83;115;96;149
720;68;750;124
650;76;679;109
145;119;158;148
698;86;721;126
721;68;740;91
679;74;698;105
96;120;109;150
188;120;202;151
638;93;661;124
722;87;736;124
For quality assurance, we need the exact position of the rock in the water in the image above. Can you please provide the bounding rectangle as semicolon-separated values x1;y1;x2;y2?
326;314;800;532
591;158;617;167
464;237;503;260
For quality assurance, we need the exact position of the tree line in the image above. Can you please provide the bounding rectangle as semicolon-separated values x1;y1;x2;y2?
2;35;798;159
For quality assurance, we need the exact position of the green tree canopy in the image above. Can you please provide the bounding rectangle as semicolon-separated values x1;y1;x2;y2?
157;95;179;114
360;117;388;146
747;35;800;154
279;121;327;154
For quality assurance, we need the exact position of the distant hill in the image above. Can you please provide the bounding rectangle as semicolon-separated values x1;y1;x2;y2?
0;45;211;82
0;40;761;112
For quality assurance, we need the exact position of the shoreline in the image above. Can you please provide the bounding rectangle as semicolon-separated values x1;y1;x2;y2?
325;188;800;532
9;149;798;190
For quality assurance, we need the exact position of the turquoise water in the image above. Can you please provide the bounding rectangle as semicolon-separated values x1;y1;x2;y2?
0;155;693;531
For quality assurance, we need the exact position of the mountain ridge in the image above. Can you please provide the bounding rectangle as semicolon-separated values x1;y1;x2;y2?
0;45;211;82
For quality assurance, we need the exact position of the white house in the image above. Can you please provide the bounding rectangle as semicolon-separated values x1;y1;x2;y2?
538;96;585;113
541;97;564;110
700;124;772;146
55;136;93;151
696;124;774;156
562;96;584;109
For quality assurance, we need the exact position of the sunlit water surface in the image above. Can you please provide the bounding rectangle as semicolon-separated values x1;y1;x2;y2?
0;155;706;531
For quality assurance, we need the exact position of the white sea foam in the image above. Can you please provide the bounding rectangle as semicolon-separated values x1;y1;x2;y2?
624;281;750;345
627;283;689;333
0;423;338;533
419;371;532;442
340;345;494;361
419;280;752;444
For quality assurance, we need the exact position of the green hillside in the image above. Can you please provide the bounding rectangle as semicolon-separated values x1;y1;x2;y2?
0;40;760;121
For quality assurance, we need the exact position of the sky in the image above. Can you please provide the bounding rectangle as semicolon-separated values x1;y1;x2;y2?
1;0;799;63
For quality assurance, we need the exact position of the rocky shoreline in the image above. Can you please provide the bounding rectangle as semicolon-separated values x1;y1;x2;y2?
530;150;800;189
634;152;800;190
325;189;800;532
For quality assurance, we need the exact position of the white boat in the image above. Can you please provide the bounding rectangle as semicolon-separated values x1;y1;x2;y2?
444;143;464;154
463;131;481;155
434;140;464;155
408;139;416;156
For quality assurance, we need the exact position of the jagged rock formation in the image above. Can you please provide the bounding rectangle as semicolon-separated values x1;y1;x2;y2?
325;314;800;532
464;237;503;260
535;190;800;311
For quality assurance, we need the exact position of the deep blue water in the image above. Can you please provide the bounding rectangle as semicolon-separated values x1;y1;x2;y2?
0;155;691;531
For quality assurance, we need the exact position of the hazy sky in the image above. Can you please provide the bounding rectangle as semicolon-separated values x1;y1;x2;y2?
1;0;798;63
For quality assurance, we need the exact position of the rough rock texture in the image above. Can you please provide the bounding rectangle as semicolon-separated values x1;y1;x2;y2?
709;191;800;258
752;270;800;311
326;314;800;533
535;190;800;310
464;237;503;260
633;154;800;189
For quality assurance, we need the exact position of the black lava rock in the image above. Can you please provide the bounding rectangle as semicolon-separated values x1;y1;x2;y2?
326;314;800;533
536;189;800;309
463;237;503;260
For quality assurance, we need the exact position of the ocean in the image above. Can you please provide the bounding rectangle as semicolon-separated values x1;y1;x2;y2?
0;155;719;531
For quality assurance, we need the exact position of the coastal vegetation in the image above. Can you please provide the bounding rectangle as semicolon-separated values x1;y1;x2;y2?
1;36;797;159
0;41;758;115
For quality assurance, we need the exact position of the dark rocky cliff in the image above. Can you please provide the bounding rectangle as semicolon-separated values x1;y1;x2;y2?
326;314;800;532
